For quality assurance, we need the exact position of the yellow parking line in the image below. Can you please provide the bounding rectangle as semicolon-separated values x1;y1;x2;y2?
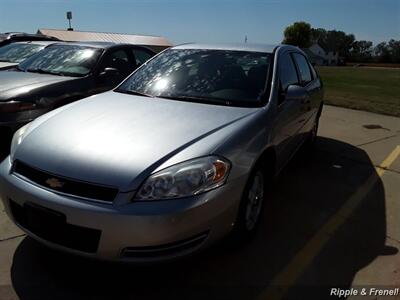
376;145;400;176
257;145;400;300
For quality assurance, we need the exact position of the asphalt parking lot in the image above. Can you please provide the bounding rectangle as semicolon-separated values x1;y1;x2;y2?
0;105;399;300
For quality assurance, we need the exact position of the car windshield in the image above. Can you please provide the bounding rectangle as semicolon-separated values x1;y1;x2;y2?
117;49;271;107
0;43;44;63
19;44;102;77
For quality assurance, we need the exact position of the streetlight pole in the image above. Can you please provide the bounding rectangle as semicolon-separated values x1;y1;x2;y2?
66;11;73;31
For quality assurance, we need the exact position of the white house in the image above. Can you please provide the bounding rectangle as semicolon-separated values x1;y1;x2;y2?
302;48;325;66
307;43;340;66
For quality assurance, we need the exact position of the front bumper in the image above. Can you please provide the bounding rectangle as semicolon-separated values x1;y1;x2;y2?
0;157;245;262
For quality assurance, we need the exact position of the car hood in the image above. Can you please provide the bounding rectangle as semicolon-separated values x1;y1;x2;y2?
15;91;258;192
0;71;72;101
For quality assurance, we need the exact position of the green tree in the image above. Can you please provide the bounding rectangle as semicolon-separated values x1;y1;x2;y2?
350;40;373;62
374;40;400;63
388;39;400;63
311;28;327;44
319;30;355;58
283;22;312;48
289;25;355;58
374;42;391;62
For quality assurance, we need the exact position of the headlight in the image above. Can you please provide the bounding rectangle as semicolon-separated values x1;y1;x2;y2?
0;101;36;113
135;156;231;200
10;123;31;161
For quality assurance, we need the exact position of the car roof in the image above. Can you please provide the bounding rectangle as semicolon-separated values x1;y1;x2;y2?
12;41;57;46
48;41;149;49
172;43;300;53
2;32;59;40
49;41;115;49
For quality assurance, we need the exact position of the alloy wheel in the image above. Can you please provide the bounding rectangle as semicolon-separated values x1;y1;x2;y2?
245;171;265;231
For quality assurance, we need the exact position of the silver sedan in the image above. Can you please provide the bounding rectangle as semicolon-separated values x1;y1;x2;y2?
0;43;323;262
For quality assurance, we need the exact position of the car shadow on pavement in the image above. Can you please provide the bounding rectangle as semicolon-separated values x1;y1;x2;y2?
10;137;391;300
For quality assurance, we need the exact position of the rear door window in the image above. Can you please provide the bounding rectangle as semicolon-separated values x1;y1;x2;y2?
100;48;133;77
279;53;299;91
292;53;312;84
309;63;318;79
130;48;154;66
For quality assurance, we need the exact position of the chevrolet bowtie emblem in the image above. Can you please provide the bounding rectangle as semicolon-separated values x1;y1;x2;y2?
45;178;65;189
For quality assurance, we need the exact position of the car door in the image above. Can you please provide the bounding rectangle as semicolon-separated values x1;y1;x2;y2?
291;52;318;140
273;51;304;169
303;59;323;133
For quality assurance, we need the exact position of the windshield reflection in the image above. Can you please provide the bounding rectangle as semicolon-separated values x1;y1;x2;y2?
117;49;271;107
0;43;44;63
19;45;102;77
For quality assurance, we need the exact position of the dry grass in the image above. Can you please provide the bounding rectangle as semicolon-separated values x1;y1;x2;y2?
316;66;400;117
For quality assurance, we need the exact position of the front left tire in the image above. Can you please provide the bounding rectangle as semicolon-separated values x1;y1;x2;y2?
230;166;267;244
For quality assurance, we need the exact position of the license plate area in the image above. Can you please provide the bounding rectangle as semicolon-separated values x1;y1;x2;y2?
24;202;66;240
9;199;101;253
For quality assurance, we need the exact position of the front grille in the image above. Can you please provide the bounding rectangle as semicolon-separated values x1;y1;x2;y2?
9;199;101;253
13;160;118;202
121;232;208;258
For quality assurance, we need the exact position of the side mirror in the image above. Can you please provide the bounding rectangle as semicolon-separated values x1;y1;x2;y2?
285;85;307;101
99;67;120;78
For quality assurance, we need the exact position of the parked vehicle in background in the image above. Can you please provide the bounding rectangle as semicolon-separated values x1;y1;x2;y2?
0;32;59;47
0;41;55;70
0;41;156;142
0;43;324;262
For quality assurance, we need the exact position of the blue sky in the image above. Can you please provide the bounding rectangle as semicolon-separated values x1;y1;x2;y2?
0;0;399;45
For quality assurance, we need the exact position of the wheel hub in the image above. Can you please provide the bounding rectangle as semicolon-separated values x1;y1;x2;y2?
245;172;264;231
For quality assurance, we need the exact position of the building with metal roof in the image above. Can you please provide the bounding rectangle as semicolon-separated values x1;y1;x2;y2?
37;29;172;52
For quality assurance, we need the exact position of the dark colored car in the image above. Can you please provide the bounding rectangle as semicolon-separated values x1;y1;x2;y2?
0;41;156;141
0;32;59;47
0;41;56;70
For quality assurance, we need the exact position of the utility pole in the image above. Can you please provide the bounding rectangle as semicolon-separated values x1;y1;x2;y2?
245;35;248;43
66;11;73;31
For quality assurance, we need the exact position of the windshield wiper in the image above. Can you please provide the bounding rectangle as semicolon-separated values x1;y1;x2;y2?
115;90;257;107
115;89;154;98
26;68;66;76
158;95;233;106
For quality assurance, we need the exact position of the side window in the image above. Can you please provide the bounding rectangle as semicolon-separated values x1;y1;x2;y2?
292;53;312;84
104;49;129;64
309;63;318;79
279;53;299;92
130;49;154;66
99;49;132;77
